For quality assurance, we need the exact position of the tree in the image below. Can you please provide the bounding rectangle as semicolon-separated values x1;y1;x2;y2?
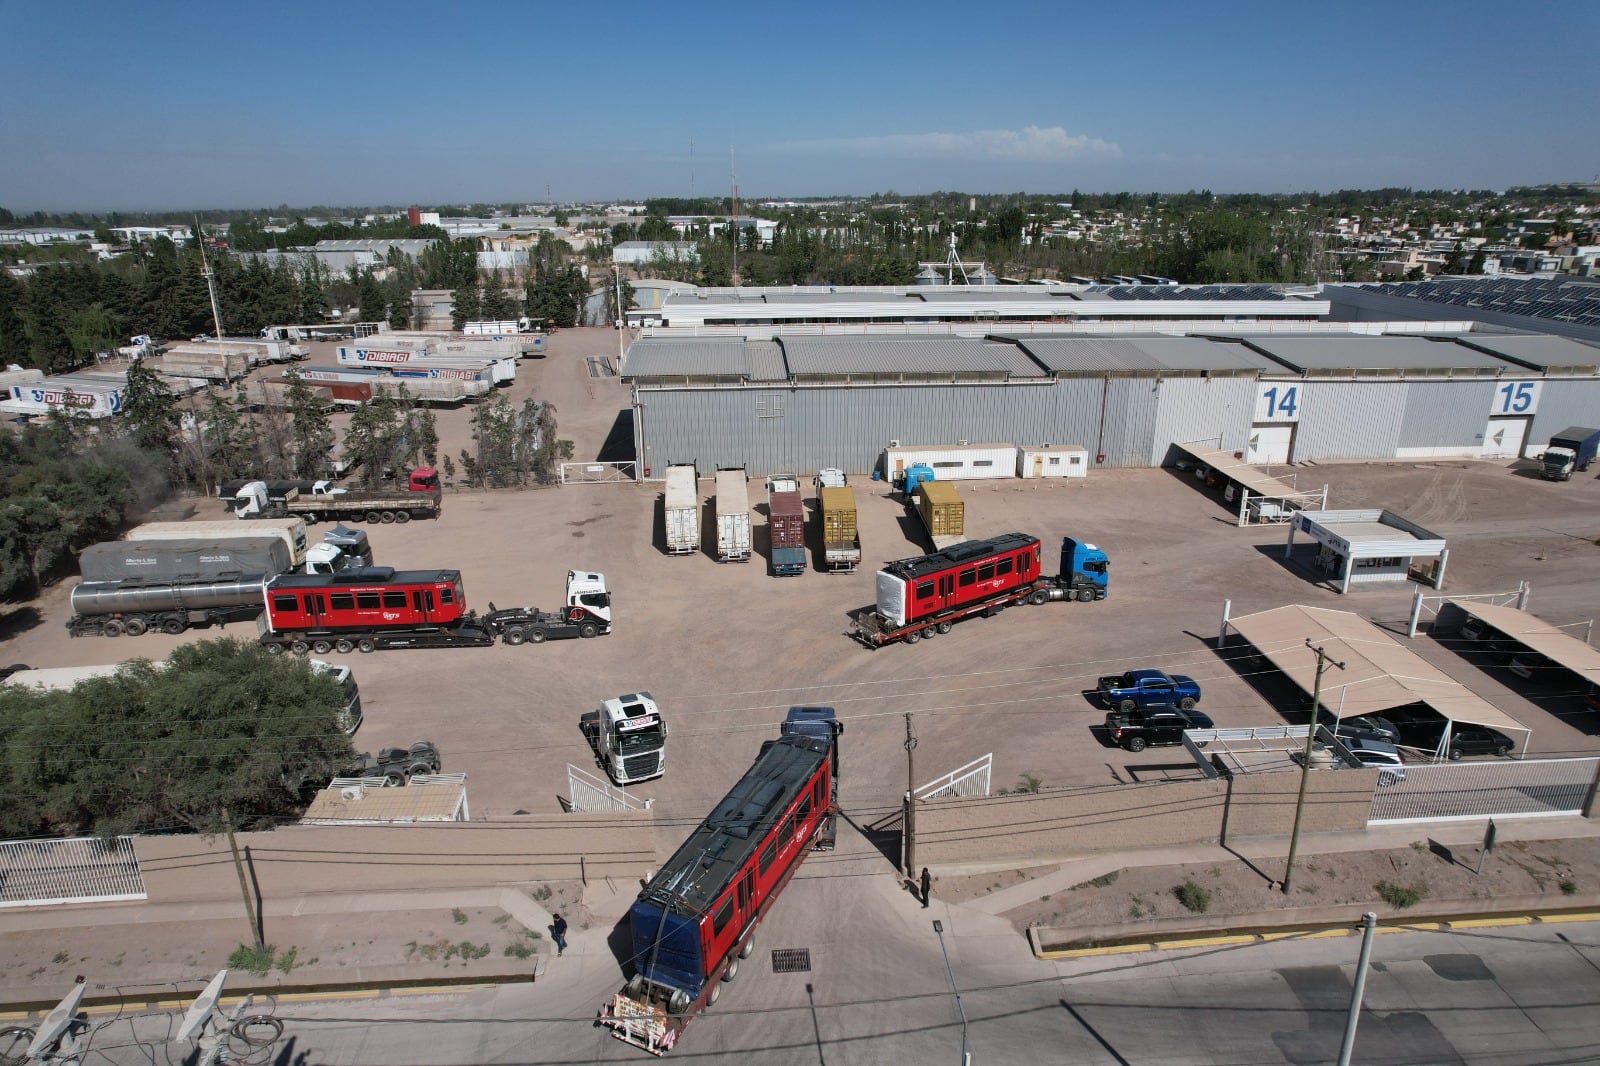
342;387;406;486
451;284;481;329
284;374;335;478
356;271;386;323
120;357;180;464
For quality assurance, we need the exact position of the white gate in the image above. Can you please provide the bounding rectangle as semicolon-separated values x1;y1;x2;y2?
1369;757;1599;824
916;754;993;800
1481;416;1530;459
0;836;147;907
566;764;653;813
1246;424;1293;464
559;461;637;485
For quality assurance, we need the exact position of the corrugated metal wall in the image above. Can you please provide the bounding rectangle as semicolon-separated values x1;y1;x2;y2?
1293;381;1409;460
1530;378;1600;443
1148;377;1258;464
1397;380;1496;448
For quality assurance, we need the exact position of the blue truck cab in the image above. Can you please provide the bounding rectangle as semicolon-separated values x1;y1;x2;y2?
1060;537;1109;600
898;463;936;495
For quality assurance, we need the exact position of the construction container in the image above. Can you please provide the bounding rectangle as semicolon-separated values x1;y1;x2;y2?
663;465;700;555
820;485;860;573
715;469;752;562
1016;445;1089;479
915;480;964;549
884;443;1017;483
766;474;807;577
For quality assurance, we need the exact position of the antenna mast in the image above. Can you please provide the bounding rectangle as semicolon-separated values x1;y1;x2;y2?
730;145;739;288
196;218;226;338
945;232;970;285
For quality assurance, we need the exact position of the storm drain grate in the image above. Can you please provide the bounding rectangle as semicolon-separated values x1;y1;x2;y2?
770;948;811;973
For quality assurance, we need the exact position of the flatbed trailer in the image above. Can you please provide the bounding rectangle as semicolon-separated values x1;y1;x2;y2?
257;616;494;654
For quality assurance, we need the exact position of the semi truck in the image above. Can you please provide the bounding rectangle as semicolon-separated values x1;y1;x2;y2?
715;468;752;562
483;571;612;643
818;476;861;574
582;691;668;785
663;465;700;555
766;474;807;577
232;479;442;524
850;533;1110;648
598;706;840;1055
912;480;964;551
1540;426;1600;481
127;518;311;569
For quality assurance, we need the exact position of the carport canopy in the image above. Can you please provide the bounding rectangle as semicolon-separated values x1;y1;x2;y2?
1451;602;1600;686
1226;604;1531;750
1174;442;1318;503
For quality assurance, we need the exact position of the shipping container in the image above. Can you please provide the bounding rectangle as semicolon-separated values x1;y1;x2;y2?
884;442;1017;483
819;485;861;573
914;480;965;550
1016;444;1090;478
766;474;807;577
715;469;753;562
663;465;700;555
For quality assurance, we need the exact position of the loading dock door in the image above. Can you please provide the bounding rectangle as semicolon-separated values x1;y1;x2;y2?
1247;425;1294;464
1481;416;1530;459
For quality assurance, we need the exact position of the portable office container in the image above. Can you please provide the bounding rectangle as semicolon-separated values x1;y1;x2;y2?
884;443;1017;483
1016;445;1089;479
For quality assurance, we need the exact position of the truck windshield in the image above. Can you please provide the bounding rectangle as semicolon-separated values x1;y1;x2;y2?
581;592;610;609
615;724;664;752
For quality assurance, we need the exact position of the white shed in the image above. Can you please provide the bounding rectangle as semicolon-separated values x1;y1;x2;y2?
1016;445;1089;479
1284;509;1448;594
883;442;1017;482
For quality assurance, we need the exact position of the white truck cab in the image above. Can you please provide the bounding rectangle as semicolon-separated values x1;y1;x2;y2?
567;570;612;624
587;691;667;785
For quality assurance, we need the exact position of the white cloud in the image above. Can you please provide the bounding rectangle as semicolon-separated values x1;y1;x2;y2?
773;126;1120;162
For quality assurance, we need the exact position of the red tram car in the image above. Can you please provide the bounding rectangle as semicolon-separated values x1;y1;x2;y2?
258;567;491;653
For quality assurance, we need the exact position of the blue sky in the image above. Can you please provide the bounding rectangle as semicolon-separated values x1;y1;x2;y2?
2;0;1596;211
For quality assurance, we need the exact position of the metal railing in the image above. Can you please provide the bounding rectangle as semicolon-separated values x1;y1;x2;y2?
916;754;993;800
1369;757;1599;824
0;835;147;908
567;764;653;813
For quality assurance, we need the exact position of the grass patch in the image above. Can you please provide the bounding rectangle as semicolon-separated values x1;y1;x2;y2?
1174;880;1211;913
228;943;277;975
1071;871;1120;892
504;941;535;959
52;951;70;965
1376;880;1424;909
531;885;553;902
1014;773;1043;794
452;908;469;925
493;914;512;926
410;939;492;962
276;947;299;974
1561;879;1578;896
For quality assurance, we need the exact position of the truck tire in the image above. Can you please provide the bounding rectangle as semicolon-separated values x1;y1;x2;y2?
357;638;376;654
365;510;383;524
102;619;125;637
161;618;184;635
578;622;599;639
382;770;405;787
290;640;310;655
124;618;148;637
903;629;922;644
265;642;284;655
395;511;411;524
528;628;548;643
379;511;396;523
312;639;333;655
1178;697;1196;711
407;761;434;778
1125;736;1147;753
1076;588;1095;602
707;983;721;1007
1030;588;1050;606
935;621;954;635
503;627;526;646
722;958;739;982
1119;698;1137;713
335;639;355;654
922;625;938;639
302;512;320;525
739;934;756;959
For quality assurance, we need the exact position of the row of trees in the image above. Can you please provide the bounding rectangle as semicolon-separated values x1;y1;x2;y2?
0;640;353;837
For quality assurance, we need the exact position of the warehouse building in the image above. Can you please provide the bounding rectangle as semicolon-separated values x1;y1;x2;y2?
622;327;1600;479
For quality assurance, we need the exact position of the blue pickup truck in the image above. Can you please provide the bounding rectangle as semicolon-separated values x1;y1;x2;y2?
1097;669;1202;712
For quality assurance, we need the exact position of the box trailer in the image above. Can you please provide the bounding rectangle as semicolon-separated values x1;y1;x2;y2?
715;469;752;562
766;474;807;577
1017;444;1090;479
663;465;700;555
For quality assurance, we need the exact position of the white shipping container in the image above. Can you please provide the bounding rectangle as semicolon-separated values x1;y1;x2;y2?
663;465;700;555
1016;445;1090;479
884;442;1018;482
714;469;752;562
4;381;124;417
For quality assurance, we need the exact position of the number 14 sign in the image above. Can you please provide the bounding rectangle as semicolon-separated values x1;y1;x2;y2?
1492;381;1541;416
1254;383;1301;422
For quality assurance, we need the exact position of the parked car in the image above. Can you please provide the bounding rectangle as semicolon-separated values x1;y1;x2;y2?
1096;669;1202;712
1508;652;1564;684
1458;617;1514;661
1342;738;1407;785
1104;704;1214;752
1395;719;1515;760
1322;712;1400;744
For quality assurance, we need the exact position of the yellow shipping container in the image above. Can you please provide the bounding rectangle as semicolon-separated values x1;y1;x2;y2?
915;481;964;538
820;486;858;542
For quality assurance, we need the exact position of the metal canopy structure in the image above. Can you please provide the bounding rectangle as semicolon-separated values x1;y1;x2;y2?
1173;441;1329;526
1285;508;1448;594
1450;602;1600;686
1223;604;1531;756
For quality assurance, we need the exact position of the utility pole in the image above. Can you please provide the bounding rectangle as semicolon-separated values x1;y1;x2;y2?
904;713;918;877
1336;912;1379;1065
222;807;264;953
1283;639;1346;894
196;218;225;341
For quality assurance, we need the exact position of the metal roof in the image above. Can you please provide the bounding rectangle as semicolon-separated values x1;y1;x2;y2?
1449;602;1600;685
620;338;788;381
1294;509;1447;556
1007;335;1275;374
1243;336;1512;374
1174;443;1320;501
302;779;467;824
1450;334;1600;373
1226;604;1530;737
777;336;1045;378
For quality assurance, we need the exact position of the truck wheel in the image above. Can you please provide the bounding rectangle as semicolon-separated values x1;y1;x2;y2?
265;642;284;655
394;511;411;524
578;622;599;639
707;983;721;1007
528;628;548;643
365;510;383;524
124;618;148;637
335;639;355;654
1178;697;1196;711
1126;736;1147;753
722;958;739;982
379;511;396;524
504;627;526;646
357;638;376;654
1119;699;1137;713
290;640;310;655
935;621;954;635
922;625;938;639
303;512;320;525
1076;588;1095;602
739;934;756;959
312;639;333;655
903;630;922;644
382;770;405;787
161;618;184;635
102;619;125;637
407;761;434;778
1030;588;1050;606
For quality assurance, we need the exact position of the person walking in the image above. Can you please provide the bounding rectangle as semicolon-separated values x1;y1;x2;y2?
552;913;568;957
920;868;932;908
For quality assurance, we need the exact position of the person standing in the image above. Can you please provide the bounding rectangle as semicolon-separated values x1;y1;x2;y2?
920;868;932;908
552;913;568;956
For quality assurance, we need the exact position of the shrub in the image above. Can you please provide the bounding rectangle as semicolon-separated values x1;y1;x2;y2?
228;943;276;974
1561;880;1578;896
1175;880;1211;913
1376;880;1423;908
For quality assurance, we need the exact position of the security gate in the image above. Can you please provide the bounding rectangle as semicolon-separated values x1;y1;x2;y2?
559;461;637;485
916;754;993;800
0;836;147;907
1369;757;1599;824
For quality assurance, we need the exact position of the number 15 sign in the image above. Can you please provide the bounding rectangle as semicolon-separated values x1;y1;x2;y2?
1492;381;1541;416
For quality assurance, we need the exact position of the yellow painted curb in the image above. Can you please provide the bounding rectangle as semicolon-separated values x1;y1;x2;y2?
1260;928;1353;942
387;984;495;998
278;989;381;1003
1378;923;1442;933
1037;942;1153;959
1448;916;1533;929
0;1011;30;1021
1154;934;1258;950
1535;912;1600;924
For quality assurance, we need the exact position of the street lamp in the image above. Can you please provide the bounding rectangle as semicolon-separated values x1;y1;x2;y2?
931;920;971;1066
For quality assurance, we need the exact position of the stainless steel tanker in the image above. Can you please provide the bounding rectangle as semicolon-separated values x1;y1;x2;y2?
66;574;270;638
